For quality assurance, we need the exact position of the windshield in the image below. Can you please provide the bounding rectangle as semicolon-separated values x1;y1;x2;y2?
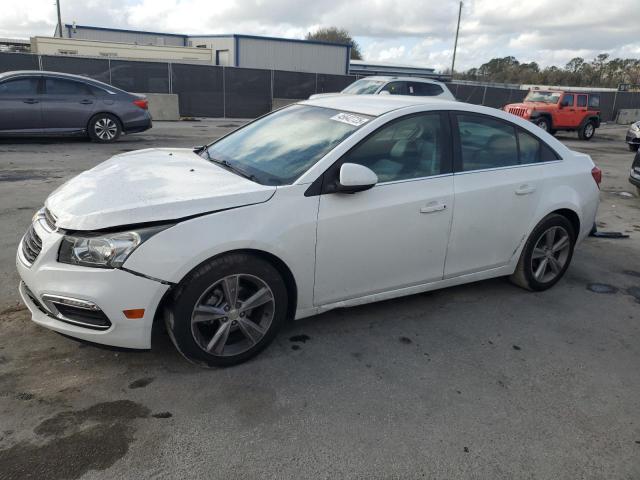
203;105;371;185
342;79;385;95
524;91;561;104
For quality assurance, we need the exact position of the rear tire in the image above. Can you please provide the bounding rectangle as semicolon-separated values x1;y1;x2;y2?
165;253;288;367
88;113;121;143
578;121;595;140
629;143;639;152
510;214;576;291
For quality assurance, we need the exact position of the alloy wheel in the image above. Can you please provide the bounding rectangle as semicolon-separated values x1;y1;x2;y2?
94;117;118;140
190;274;275;357
584;123;594;138
530;226;571;283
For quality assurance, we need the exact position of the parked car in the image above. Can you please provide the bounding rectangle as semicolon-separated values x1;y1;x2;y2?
630;148;640;195
0;70;152;142
309;76;455;101
626;120;640;151
503;89;601;140
17;96;600;366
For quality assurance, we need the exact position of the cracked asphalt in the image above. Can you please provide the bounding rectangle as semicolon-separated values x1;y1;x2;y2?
0;120;639;479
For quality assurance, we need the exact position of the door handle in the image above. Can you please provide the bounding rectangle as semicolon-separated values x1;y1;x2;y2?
515;184;536;195
79;99;94;104
420;202;447;214
23;99;39;104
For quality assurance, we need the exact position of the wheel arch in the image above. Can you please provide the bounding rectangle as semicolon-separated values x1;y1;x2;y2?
153;248;299;334
87;111;123;131
549;208;580;237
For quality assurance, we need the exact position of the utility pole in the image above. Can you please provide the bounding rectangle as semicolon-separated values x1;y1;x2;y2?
56;0;63;37
450;1;463;79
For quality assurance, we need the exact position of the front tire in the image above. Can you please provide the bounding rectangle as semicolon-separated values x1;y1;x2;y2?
510;214;576;291
534;117;551;132
166;253;288;367
578;121;595;140
88;113;121;143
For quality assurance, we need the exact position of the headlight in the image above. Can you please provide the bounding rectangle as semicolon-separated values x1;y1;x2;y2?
58;225;170;268
631;123;640;132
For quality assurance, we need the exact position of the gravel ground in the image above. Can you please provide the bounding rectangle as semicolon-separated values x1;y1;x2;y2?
0;120;638;480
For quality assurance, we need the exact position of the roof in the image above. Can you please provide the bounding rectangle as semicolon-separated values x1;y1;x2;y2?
300;94;456;117
63;25;351;48
353;76;445;84
64;24;187;38
186;33;351;48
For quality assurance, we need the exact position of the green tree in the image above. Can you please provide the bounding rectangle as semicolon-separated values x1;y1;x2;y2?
306;27;363;60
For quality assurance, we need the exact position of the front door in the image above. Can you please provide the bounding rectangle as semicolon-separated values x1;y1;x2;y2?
444;112;547;277
0;76;42;133
41;77;97;132
555;93;577;128
314;112;453;305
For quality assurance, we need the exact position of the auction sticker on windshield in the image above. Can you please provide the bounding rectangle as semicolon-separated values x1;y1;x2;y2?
330;112;370;127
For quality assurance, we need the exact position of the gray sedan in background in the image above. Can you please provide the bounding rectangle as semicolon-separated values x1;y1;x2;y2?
0;71;152;142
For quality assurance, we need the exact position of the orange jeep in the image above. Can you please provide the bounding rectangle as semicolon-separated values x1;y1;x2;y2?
504;90;601;140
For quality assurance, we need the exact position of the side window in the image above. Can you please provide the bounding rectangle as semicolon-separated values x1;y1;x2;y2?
456;114;518;171
562;94;574;106
588;95;600;108
45;78;92;95
0;77;39;95
380;82;407;95
340;113;447;183
577;95;587;107
408;82;444;96
517;129;560;163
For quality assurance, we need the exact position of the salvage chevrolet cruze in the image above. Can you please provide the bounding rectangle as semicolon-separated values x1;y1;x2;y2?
17;95;601;366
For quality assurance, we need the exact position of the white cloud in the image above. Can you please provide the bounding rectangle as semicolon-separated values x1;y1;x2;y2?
1;0;639;72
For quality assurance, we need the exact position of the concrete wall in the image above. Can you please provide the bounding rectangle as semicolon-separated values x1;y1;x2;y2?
616;109;640;124
64;26;186;47
237;37;349;75
31;37;213;63
141;93;180;121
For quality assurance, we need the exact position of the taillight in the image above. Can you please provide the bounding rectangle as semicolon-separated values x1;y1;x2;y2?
133;99;148;110
591;166;602;188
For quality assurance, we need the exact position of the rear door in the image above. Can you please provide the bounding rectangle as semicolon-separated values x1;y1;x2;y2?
41;77;97;132
0;76;42;133
444;112;551;278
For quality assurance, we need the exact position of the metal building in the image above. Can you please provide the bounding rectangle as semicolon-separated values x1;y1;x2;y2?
52;25;351;75
56;24;187;47
188;35;351;75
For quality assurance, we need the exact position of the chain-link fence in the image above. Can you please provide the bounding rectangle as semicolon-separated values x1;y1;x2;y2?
1;52;638;121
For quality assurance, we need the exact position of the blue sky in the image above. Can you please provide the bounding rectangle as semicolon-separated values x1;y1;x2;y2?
2;0;639;72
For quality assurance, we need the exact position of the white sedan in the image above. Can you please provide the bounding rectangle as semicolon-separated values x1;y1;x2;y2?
17;95;601;366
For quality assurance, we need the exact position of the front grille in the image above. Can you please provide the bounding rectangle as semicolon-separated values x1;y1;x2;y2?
43;208;57;231
508;107;527;118
23;283;51;316
21;224;42;265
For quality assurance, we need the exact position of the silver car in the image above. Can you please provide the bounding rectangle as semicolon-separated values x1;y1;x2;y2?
626;120;640;152
310;76;456;101
0;70;152;143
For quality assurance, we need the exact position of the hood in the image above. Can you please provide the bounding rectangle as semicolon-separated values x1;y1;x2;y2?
308;92;342;100
507;102;555;110
46;148;276;231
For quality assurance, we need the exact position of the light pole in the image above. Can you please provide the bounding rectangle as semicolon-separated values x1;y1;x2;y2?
450;1;463;78
56;0;63;37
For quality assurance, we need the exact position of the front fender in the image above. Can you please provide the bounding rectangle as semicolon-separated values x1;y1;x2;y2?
123;185;319;311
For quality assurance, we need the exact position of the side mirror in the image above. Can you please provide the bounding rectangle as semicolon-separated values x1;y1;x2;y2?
336;163;378;193
378;90;391;96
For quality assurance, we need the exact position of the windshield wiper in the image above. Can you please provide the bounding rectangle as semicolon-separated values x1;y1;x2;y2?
210;157;258;182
